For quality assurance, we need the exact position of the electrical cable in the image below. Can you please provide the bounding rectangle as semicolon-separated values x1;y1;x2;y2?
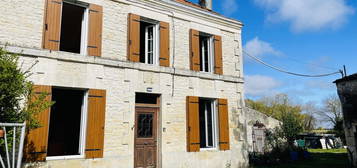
243;50;343;77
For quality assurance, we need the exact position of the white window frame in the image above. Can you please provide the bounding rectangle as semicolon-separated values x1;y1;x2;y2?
200;35;215;73
200;99;219;150
60;1;89;55
144;22;159;65
46;90;88;160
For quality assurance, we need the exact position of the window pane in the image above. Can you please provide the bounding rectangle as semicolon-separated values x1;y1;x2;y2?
206;102;214;147
137;113;154;138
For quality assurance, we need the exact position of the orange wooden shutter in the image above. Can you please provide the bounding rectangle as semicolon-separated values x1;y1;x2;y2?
87;4;103;57
190;29;200;71
159;21;170;67
218;99;230;150
86;89;106;158
128;13;141;62
24;85;52;161
43;0;62;50
186;96;200;152
214;35;223;75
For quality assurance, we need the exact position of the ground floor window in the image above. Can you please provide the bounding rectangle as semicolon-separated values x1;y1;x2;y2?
199;98;218;149
47;88;87;157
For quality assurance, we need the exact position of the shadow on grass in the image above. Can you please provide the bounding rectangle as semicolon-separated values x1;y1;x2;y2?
252;150;349;168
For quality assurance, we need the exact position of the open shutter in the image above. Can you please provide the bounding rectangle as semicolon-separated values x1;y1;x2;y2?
159;21;170;67
190;29;200;71
24;85;52;161
87;4;103;57
186;96;200;152
86;89;106;158
214;35;223;75
218;99;230;150
128;13;141;62
43;0;62;50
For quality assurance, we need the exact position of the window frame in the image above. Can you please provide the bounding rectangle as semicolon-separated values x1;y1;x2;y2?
199;98;219;150
46;89;89;160
59;1;89;55
199;33;215;73
141;19;160;65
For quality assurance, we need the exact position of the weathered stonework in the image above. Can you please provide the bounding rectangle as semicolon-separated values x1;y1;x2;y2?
335;74;357;167
0;0;246;167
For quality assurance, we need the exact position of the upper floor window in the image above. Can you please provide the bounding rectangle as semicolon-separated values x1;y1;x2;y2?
140;19;159;65
43;0;103;57
60;2;88;54
128;13;170;67
190;29;223;75
199;33;214;72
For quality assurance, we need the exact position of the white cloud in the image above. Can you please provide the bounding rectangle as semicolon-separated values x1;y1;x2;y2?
221;0;238;16
254;0;355;32
244;37;282;58
245;75;281;97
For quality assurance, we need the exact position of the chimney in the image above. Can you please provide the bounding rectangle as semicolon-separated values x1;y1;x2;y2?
199;0;212;10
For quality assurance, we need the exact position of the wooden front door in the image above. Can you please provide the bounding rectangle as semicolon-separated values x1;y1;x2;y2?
134;107;158;168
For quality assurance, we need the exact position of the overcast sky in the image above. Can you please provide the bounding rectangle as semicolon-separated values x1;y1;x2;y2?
195;0;357;104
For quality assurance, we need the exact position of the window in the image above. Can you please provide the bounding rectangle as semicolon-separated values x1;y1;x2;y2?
186;96;229;152
59;1;89;54
47;88;87;158
139;19;159;65
199;98;218;149
199;33;214;72
43;0;104;56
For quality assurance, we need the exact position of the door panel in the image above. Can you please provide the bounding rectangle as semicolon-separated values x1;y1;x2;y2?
135;107;158;168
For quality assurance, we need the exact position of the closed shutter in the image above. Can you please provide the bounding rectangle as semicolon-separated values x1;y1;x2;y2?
186;96;200;152
87;4;103;57
214;35;223;75
24;85;52;161
159;21;170;67
218;99;230;150
128;13;141;62
86;89;106;158
43;0;62;50
190;29;200;71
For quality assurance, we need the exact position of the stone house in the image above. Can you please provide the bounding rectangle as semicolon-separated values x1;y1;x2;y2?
335;74;357;167
0;0;246;167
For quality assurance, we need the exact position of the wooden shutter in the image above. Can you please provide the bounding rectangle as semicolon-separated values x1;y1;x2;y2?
159;21;170;67
218;99;230;150
190;29;200;71
186;96;200;152
86;89;106;158
24;85;52;161
214;35;223;75
128;13;141;62
87;4;103;57
43;0;62;50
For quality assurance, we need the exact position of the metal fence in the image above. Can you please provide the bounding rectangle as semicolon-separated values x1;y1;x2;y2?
0;123;26;168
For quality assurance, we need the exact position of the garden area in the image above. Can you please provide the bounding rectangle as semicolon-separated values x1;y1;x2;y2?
251;148;348;168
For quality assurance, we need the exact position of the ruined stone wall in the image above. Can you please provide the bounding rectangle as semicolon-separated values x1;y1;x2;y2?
244;108;281;153
0;0;246;167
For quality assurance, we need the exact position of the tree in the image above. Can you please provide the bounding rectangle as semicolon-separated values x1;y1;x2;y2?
318;95;344;143
318;95;343;127
301;102;318;131
0;47;52;129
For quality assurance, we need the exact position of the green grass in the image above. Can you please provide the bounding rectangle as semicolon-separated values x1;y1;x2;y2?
252;149;349;168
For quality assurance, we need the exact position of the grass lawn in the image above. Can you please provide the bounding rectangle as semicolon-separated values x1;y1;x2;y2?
251;148;349;168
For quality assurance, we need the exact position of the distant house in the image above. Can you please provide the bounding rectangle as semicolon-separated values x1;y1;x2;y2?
335;73;357;167
0;0;247;167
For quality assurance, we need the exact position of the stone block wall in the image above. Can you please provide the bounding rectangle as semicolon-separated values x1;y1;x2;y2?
0;0;246;167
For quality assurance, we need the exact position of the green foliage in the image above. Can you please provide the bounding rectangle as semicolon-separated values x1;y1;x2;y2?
0;47;53;129
280;112;303;146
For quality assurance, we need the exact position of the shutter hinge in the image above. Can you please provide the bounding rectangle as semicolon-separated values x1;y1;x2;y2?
45;24;48;31
88;45;98;48
49;40;60;43
129;40;132;45
188;126;191;132
86;149;101;151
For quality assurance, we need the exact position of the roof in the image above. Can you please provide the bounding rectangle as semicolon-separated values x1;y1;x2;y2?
334;73;357;83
